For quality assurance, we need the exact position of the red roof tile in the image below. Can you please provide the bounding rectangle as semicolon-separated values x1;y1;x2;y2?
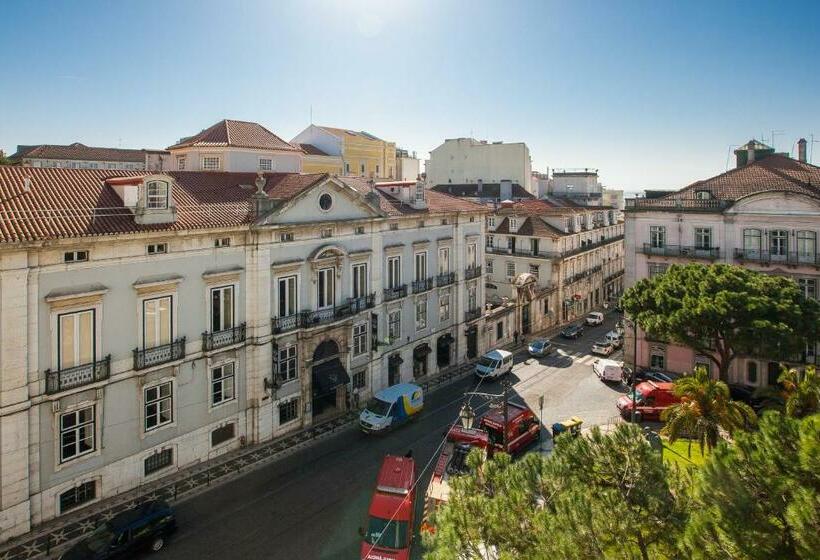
10;143;157;163
339;177;486;216
168;120;299;152
299;143;331;156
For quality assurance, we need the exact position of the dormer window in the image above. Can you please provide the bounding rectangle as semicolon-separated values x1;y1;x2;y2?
201;156;221;171
146;181;169;209
695;190;712;200
509;218;518;232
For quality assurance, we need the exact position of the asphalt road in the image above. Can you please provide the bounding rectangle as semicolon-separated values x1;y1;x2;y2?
153;315;625;560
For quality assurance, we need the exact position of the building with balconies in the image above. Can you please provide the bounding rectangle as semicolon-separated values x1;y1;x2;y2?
0;163;486;540
624;138;820;385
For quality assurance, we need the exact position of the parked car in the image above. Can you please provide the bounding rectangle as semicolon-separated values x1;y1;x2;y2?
60;500;176;560
527;338;553;358
585;311;605;326
475;349;514;380
591;340;617;356
603;330;623;348
728;384;777;413
624;369;679;384
360;383;424;433
617;381;681;422
593;358;623;382
560;324;585;339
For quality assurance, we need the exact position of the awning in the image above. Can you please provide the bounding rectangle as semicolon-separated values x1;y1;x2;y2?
414;344;432;358
312;358;350;396
438;333;454;345
389;353;404;365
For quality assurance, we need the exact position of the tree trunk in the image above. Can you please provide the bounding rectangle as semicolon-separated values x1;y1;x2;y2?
635;531;650;560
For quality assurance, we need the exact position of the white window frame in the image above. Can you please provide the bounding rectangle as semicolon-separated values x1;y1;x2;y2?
387;256;401;289
415;297;427;330
317;267;336;309
438;247;450;274
487;217;495;228
487;234;494;248
209;285;235;333
353;322;368;356
509;218;518;232
487;259;494;274
506;261;516;278
142;295;173;349
201;155;221;171
439;290;450;322
770;229;788;256
352;263;368;299
57;309;96;370
467;243;477;268
798;278;817;300
146;181;169;209
414;251;427;282
649;346;666;370
258;157;273;171
694;227;712;250
176;156;186;171
529;264;539;278
278;397;300;425
797;231;816;258
467;282;477;311
59;405;96;463
144;380;174;432
388;310;401;343
210;361;236;407
743;229;762;253
277;275;298;317
650;226;666;248
278;344;298;383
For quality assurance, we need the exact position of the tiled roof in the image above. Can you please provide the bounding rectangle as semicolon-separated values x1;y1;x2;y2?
317;126;385;142
493;216;563;238
430;183;534;199
299;143;331;156
168;120;299;152
494;199;591;215
339;177;486;216
10;143;155;163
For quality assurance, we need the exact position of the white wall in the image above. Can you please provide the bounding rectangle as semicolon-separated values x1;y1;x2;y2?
427;139;532;191
397;157;420;181
290;125;343;157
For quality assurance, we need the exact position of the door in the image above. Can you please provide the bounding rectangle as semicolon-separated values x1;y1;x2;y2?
767;362;780;386
522;304;531;335
388;355;401;385
466;327;478;359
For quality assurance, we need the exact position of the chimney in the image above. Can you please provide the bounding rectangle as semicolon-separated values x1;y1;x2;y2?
797;138;807;163
747;143;756;165
477;179;483;196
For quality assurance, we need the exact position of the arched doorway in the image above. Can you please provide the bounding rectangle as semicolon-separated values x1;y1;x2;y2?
311;339;350;417
413;343;431;378
437;333;453;368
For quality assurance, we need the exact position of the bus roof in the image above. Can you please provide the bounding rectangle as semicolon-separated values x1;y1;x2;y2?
374;383;422;403
375;455;415;495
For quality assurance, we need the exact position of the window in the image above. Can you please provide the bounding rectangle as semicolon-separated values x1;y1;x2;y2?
743;229;762;254
486;259;494;273
694;227;712;250
201;156;221;171
352;264;368;299
387;256;401;289
649;348;666;370
280;232;294;242
144;448;173;476
506;262;516;277
277;276;298;317
797;231;816;258
530;238;539;255
469;217;475;223
59;481;96;513
649;226;666;248
210;286;234;332
798;278;817;300
487;234;494;248
376;164;380;176
143;296;172;349
467;282;477;311
352;370;366;390
415;297;427;330
144;381;173;431
321;228;333;238
388;310;401;342
529;264;539;278
60;406;95;462
58;309;95;370
259;158;272;171
176;156;186;171
355;226;366;235
438;247;450;274
648;263;668;278
414;252;427;282
770;230;788;256
466;243;477;268
353;322;368;355
278;344;298;382
279;398;299;424
344;162;350;174
211;423;235;446
509;218;518;232
211;362;236;406
441;218;449;226
360;163;365;176
746;361;758;385
439;290;450;322
64;250;89;263
389;223;399;231
317;268;335;309
487;217;496;228
497;322;504;340
147;243;167;255
695;190;712;200
146;181;169;209
215;237;231;248
319;193;333;211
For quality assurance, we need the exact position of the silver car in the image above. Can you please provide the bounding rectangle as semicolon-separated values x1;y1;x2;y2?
528;338;553;357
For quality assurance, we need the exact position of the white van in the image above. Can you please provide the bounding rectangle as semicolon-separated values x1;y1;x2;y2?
592;358;623;382
475;349;514;380
585;311;604;326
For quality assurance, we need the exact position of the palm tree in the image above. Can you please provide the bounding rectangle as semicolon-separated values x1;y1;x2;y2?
756;365;819;418
661;366;756;456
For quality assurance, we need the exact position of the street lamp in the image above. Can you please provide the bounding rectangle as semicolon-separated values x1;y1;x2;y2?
623;317;638;423
458;402;476;429
463;381;512;452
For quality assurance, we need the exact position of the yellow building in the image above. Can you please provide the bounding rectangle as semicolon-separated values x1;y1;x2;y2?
291;125;396;179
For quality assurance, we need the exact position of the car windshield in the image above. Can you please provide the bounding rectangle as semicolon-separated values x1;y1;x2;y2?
365;398;392;417
364;516;409;549
478;356;498;368
529;341;543;349
625;391;645;404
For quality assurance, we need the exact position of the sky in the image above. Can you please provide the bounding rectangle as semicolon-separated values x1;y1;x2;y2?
1;0;819;191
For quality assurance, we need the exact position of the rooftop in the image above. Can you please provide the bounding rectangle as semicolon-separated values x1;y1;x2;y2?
168;119;299;152
10;143;163;163
298;143;331;157
431;182;534;200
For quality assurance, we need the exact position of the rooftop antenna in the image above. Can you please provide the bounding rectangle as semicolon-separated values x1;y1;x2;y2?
810;134;819;164
770;129;785;150
725;145;739;171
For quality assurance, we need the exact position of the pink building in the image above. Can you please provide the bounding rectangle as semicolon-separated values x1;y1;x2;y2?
624;139;819;387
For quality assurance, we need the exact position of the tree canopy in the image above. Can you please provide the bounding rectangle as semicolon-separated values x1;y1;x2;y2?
621;263;819;379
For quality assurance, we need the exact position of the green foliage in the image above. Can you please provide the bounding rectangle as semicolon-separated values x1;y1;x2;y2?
756;365;820;419
682;412;820;560
621;263;819;379
661;366;756;454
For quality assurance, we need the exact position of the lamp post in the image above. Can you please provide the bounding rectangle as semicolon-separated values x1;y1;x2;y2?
463;380;512;452
623;317;638;423
458;402;476;429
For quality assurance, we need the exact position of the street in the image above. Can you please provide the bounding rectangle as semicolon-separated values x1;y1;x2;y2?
153;315;625;560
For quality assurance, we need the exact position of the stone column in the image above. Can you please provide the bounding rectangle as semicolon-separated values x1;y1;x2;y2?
244;232;273;443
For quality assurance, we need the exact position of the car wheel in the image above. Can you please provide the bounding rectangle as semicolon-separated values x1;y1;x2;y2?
633;412;642;423
151;537;165;552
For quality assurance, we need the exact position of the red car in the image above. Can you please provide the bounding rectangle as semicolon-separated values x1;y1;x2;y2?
617;381;680;422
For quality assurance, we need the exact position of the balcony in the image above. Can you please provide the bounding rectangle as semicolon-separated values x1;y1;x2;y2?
412;277;434;294
465;307;482;322
563;234;625;258
298;294;375;328
383;284;407;302
565;264;604;285
272;314;299;334
641;243;720;260
45;355;111;395
465;265;482;280
134;337;186;370
733;249;820;268
487;235;624;260
436;271;455;287
626;198;731;212
202;323;246;351
604;270;625;284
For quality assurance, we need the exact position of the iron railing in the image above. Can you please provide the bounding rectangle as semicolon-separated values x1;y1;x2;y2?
134;337;186;370
383;284;408;302
272;314;299;334
733;249;820;267
565;264;604;285
298;294;375;328
604;270;625;284
640;243;720;260
465;265;482;280
625;198;732;211
202;324;246;351
563;234;625;258
45;355;111;395
436;271;456;287
412;277;434;293
465;307;482;322
487;235;624;260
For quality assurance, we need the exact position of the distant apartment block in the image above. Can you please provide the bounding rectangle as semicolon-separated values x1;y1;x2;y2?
426;138;533;194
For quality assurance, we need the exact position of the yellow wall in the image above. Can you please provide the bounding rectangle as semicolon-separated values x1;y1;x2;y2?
341;137;396;179
302;155;344;175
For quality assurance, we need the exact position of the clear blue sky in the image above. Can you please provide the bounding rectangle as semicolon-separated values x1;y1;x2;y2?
1;0;818;190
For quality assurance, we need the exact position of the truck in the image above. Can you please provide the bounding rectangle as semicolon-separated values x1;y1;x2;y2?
617;380;680;422
360;454;417;560
421;402;540;533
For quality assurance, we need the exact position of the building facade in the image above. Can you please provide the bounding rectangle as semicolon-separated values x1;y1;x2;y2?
624;140;819;385
291;125;397;179
0;165;486;540
10;143;169;171
426;138;533;194
395;148;421;181
298;143;344;175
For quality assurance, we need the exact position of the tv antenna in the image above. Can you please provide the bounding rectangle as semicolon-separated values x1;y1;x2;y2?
770;129;785;150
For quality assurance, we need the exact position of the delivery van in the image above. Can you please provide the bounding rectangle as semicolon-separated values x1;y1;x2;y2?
474;349;514;380
593;358;623;382
360;383;423;433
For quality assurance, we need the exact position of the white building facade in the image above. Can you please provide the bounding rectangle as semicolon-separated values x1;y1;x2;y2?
426;138;533;194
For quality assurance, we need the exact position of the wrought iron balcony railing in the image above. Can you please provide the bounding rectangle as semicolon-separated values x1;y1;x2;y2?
412;277;434;294
640;243;720;260
465;307;482;322
465;265;482;280
383;284;408;302
298;294;376;328
272;313;299;334
45;355;111;395
202;323;246;351
134;337;186;370
436;271;455;287
733;249;820;268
